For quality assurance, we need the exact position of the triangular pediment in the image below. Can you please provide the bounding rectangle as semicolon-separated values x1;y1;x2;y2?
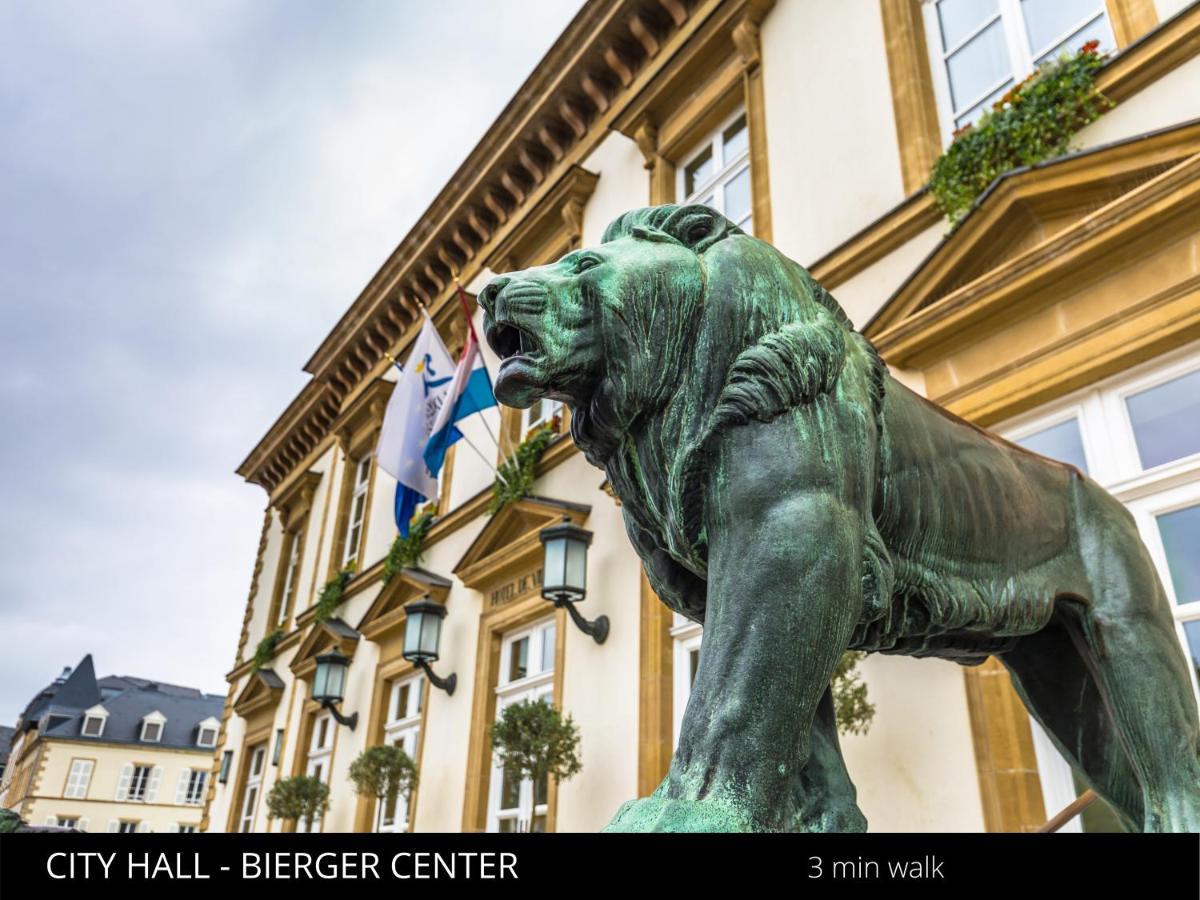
454;495;589;589
357;567;452;640
867;119;1200;348
232;668;285;718
289;618;361;679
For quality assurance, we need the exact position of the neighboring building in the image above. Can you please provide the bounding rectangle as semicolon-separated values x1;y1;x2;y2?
0;725;13;785
204;0;1200;834
0;655;222;833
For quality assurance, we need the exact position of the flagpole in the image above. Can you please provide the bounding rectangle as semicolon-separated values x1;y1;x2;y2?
455;277;508;456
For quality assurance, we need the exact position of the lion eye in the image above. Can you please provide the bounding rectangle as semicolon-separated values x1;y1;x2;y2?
687;222;712;243
576;256;600;273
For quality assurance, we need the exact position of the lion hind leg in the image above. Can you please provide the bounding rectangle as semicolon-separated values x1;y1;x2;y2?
791;687;868;833
1002;618;1142;831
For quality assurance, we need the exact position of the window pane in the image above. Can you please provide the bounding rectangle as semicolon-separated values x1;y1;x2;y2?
1021;0;1104;58
540;623;556;674
684;145;714;197
954;78;1013;128
1157;504;1200;607
1126;368;1200;470
498;817;517;833
937;0;1000;50
508;637;529;682
723;167;752;226
722;115;748;161
1015;418;1088;474
689;648;700;687
1034;15;1112;64
500;768;521;809
1182;620;1200;687
946;19;1011;112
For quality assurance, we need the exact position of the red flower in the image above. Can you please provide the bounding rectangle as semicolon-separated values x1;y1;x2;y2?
1081;39;1100;54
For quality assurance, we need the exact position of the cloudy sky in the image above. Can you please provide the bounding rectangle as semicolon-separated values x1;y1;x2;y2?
0;0;582;720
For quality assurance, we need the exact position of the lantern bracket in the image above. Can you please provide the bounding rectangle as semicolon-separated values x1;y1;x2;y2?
317;699;358;730
553;594;610;644
413;659;457;696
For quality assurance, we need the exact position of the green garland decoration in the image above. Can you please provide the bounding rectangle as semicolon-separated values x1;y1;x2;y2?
251;628;284;673
313;565;355;624
382;508;435;584
488;422;558;515
929;41;1112;224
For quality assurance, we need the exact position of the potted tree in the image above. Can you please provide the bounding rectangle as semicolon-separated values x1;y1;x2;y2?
348;744;420;831
266;774;330;832
490;698;581;831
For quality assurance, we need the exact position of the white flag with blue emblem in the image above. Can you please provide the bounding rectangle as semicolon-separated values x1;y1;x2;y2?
375;311;455;535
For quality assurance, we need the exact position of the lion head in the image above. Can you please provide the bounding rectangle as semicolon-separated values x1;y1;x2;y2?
479;204;857;470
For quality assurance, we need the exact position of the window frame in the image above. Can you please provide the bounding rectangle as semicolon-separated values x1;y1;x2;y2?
238;744;267;833
62;758;95;800
139;711;166;744
81;709;107;738
341;454;373;570
923;0;1115;139
275;521;307;628
376;673;425;833
677;106;753;233
669;613;703;750
1000;341;1200;828
297;711;334;833
487;617;557;833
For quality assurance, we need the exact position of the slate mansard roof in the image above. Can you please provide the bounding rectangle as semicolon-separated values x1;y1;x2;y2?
0;725;14;766
15;654;222;751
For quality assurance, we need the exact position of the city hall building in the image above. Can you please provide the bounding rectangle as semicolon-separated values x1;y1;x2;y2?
203;0;1200;833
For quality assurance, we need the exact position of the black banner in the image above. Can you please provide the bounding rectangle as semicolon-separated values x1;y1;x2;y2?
1;832;1196;896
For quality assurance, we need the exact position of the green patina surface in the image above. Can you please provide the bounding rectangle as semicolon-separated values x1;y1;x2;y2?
479;204;1200;833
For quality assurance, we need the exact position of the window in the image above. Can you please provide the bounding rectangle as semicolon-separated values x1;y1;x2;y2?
177;824;198;833
140;711;166;743
117;820;139;834
522;398;562;438
342;455;372;568
377;673;424;833
196;718;219;748
272;728;285;766
63;759;94;799
176;768;207;806
238;745;266;833
924;0;1114;134
218;750;233;784
670;613;704;749
678;109;752;234
488;619;556;833
298;712;334;833
277;524;306;626
1003;344;1200;831
81;707;107;737
47;815;79;829
117;764;159;803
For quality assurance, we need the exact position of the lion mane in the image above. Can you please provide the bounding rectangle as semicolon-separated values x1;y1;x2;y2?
571;205;889;625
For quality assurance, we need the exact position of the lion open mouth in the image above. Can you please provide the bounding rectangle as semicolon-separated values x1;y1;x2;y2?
486;321;542;365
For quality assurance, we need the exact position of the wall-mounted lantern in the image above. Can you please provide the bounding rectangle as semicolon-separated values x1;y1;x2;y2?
402;597;457;695
311;649;358;730
540;519;608;644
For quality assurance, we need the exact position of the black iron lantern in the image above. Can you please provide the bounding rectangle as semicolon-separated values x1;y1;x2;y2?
540;519;608;644
402;597;457;695
311;649;358;729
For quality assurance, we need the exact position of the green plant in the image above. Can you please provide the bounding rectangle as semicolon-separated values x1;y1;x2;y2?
489;698;582;788
929;41;1112;224
265;775;330;830
488;422;558;515
348;744;419;813
251;628;284;673
831;650;875;736
313;565;355;624
382;508;435;584
0;809;22;834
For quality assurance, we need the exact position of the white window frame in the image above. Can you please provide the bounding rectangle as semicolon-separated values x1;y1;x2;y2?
376;673;425;833
1000;341;1200;829
121;764;157;803
342;455;372;568
238;745;266;833
923;0;1114;139
522;398;563;438
63;758;94;799
140;711;166;743
177;767;207;806
298;711;334;833
678;106;753;233
487;618;556;833
81;706;108;738
670;613;703;749
196;717;219;748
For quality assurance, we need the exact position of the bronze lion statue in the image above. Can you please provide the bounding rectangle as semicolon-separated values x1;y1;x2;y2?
478;204;1200;833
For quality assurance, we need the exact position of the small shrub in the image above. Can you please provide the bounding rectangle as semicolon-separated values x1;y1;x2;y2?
266;775;330;830
489;698;582;788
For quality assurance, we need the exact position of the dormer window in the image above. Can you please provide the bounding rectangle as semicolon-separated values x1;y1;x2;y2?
81;705;108;738
140;710;167;743
196;716;220;748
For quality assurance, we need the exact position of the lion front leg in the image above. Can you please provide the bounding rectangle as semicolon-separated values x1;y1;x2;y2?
609;483;868;832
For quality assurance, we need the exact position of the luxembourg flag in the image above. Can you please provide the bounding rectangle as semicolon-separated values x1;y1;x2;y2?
375;312;455;537
423;325;497;480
